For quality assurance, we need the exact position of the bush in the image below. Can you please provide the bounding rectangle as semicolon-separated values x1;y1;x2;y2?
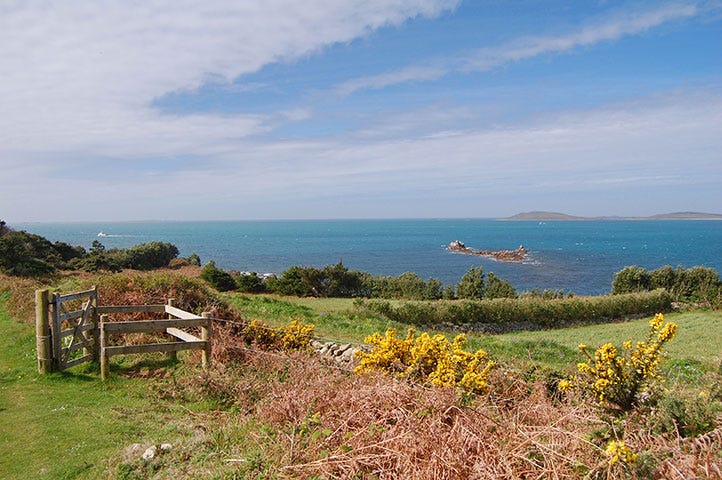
67;253;122;273
266;265;314;296
266;262;372;298
0;232;58;276
236;272;266;293
457;267;484;299
122;241;179;270
355;328;494;395
367;272;443;300
612;266;650;294
614;264;722;307
484;272;517;299
560;313;677;412
200;261;237;292
241;318;315;351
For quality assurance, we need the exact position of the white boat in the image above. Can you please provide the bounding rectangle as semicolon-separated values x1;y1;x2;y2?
97;231;107;237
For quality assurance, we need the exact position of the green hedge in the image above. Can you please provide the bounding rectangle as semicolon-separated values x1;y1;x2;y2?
358;289;672;329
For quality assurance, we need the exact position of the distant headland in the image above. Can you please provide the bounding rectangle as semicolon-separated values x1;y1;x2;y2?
502;211;722;221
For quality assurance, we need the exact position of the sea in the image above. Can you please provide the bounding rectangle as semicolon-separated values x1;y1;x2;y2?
14;219;722;296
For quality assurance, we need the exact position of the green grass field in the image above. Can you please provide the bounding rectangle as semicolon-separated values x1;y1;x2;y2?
228;293;722;372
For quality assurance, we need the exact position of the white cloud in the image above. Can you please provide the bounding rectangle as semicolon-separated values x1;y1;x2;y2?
463;2;697;70
336;2;700;95
0;0;457;157
4;87;719;221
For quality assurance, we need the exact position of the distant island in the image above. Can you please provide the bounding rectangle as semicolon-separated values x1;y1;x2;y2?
503;211;722;221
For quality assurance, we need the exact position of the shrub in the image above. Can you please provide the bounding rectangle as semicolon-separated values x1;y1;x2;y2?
187;253;201;266
612;266;650;294
200;261;237;292
266;265;314;296
484;272;517;299
457;266;484;299
355;328;494;395
649;265;677;291
0;230;63;276
673;266;720;304
67;253;122;273
560;313;677;412
236;272;266;293
122;241;179;270
613;264;722;306
241;318;315;351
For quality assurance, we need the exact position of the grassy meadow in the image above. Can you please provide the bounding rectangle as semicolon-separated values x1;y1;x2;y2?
1;275;721;479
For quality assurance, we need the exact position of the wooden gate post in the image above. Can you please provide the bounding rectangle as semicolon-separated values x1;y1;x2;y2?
35;289;52;374
82;286;98;359
100;314;109;380
166;298;177;361
201;312;212;369
91;290;100;362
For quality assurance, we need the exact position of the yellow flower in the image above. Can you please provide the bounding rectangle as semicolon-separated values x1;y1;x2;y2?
557;379;574;391
605;440;637;465
649;313;664;330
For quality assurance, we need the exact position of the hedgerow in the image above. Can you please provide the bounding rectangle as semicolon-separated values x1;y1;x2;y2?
357;289;672;329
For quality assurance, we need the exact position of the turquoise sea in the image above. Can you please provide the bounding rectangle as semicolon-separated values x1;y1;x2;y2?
15;219;722;296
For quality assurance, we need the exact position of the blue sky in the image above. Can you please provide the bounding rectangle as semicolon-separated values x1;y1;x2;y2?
1;0;721;221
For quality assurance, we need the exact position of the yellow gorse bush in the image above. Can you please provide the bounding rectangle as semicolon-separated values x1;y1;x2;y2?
605;440;637;465
242;318;315;351
561;313;677;411
355;328;494;395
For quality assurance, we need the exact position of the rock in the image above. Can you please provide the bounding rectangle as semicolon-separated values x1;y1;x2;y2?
160;443;172;452
142;445;157;461
448;241;529;262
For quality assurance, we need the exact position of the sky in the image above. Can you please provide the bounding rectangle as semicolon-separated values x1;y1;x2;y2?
1;0;721;222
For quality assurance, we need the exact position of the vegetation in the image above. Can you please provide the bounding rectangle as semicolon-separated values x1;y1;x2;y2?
1;270;721;479
355;328;495;395
205;260;517;301
613;264;722;307
0;226;84;276
200;260;237;292
560;313;678;412
356;289;672;329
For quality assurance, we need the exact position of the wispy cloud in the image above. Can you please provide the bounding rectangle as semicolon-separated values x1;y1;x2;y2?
0;0;457;158
335;2;700;95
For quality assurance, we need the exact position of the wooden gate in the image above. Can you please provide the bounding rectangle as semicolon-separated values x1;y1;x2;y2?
35;288;212;377
35;287;98;373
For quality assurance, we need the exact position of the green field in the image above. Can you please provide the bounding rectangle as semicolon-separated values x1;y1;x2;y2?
228;293;722;371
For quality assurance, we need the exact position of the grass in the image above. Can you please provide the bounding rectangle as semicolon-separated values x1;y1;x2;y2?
228;293;722;373
226;293;410;344
477;310;722;373
0;291;217;479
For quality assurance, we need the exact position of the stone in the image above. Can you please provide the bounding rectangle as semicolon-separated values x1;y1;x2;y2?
142;445;157;461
